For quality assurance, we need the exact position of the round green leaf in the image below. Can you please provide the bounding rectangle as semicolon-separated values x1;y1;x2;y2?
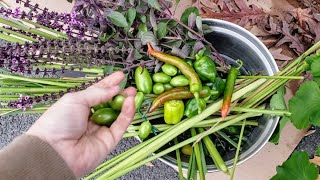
107;11;128;28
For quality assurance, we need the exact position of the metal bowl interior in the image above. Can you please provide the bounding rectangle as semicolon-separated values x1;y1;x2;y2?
157;19;279;171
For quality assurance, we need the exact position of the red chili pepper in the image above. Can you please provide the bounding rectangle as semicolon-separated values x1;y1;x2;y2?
221;67;239;119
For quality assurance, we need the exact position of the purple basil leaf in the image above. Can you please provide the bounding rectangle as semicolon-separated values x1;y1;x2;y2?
187;31;198;40
188;12;196;29
140;31;157;46
171;46;188;59
150;9;157;31
182;44;191;57
154;60;163;73
194;41;205;54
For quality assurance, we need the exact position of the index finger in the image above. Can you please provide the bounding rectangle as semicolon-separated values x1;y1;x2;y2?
92;71;125;89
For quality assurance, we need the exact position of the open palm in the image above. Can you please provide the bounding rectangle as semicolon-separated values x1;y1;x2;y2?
27;72;136;177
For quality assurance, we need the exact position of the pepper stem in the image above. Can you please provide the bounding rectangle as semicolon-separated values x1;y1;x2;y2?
193;92;201;114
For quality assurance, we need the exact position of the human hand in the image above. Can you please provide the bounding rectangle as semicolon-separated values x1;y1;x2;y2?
26;71;136;177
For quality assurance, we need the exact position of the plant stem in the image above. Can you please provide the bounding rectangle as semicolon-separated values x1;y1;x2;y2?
0;27;38;41
216;130;238;149
238;75;304;80
105;112;259;180
0;74;76;88
21;19;67;39
0;87;65;93
230;119;246;180
191;128;205;180
174;138;184;180
231;107;291;116
0;33;26;43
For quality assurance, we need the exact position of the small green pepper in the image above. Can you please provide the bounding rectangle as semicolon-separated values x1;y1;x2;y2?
135;92;144;110
164;100;184;124
135;66;153;94
161;63;178;76
152;72;171;83
153;83;165;94
92;103;109;111
91;108;119;126
194;50;217;83
184;98;206;118
110;95;125;111
163;83;173;91
210;77;225;100
139;121;152;140
181;144;193;156
170;75;189;87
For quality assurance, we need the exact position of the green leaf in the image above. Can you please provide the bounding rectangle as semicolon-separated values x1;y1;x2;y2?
104;65;114;75
311;60;320;77
315;145;320;156
305;54;320;71
270;86;286;110
180;7;199;25
138;23;148;32
157;22;168;39
126;8;136;27
140;15;147;24
269;116;290;144
289;81;320;129
140;31;157;46
271;151;318;180
119;73;128;89
147;0;161;11
99;32;115;42
107;11;128;28
187;151;198;180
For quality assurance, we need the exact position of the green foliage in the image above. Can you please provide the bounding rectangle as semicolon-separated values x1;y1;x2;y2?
126;8;137;28
107;11;128;28
147;0;161;11
180;7;199;25
157;22;168;40
289;81;320;129
315;145;320;157
271;151;318;180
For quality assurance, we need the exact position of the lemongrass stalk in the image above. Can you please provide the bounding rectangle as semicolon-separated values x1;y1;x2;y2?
0;27;37;41
0;33;25;43
132;109;164;121
97;79;266;179
216;131;238;149
174;138;184;180
231;107;291;116
105;112;260;179
191;128;205;180
0;74;76;88
238;75;304;80
123;131;139;138
131;114;164;124
21;19;67;38
230;119;246;180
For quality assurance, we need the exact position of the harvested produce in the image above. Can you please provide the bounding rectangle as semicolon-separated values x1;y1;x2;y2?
221;66;239;119
170;75;189;87
164;100;184;125
134;92;144;110
92;103;109;111
90;108;119;126
149;86;215;113
153;83;165;95
185;98;207;118
194;50;217;83
135;66;153;94
110;95;125;111
139;121;152;140
182;144;193;156
163;83;173;91
152;72;171;83
161;64;178;76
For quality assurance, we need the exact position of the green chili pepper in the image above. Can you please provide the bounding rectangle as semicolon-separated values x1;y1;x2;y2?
161;63;178;76
138;121;152;140
91;108;119;126
164;100;184;124
110;95;125;111
163;83;173;91
221;67;239;119
170;75;189;87
194;51;217;83
92;102;110;111
149;86;213;112
184;98;206;118
135;92;144;110
135;66;153;94
181;144;193;156
148;43;202;111
152;72;171;83
153;83;165;94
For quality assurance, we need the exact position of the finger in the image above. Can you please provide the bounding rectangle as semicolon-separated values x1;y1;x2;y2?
92;71;125;89
109;96;136;143
121;87;137;97
63;86;121;107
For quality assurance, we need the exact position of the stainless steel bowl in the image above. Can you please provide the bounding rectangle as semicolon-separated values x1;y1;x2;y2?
157;19;279;171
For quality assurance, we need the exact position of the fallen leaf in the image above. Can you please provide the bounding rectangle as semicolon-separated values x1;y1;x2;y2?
269;47;293;61
145;162;154;167
275;21;306;54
